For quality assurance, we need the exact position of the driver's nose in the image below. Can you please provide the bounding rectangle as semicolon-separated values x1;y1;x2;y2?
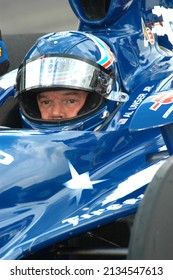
51;103;65;119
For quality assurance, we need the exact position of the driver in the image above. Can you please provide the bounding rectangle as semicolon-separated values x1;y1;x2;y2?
37;90;88;120
16;31;120;130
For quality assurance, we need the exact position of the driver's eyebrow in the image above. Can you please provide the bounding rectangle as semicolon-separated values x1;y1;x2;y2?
37;91;83;100
60;92;81;96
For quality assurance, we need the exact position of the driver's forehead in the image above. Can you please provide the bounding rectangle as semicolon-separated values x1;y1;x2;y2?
37;90;87;99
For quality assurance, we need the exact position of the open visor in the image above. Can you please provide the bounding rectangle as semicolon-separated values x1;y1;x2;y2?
16;54;115;99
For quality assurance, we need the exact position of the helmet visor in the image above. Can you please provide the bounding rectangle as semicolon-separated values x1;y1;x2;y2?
16;54;114;98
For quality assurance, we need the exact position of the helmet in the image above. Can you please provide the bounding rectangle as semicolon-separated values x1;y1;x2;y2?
16;31;121;131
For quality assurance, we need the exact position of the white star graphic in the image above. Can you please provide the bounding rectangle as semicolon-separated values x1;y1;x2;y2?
64;161;107;203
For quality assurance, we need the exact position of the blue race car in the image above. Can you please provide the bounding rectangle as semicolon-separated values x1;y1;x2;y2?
0;0;173;260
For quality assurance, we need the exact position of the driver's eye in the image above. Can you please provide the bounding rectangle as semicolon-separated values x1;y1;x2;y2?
67;99;76;104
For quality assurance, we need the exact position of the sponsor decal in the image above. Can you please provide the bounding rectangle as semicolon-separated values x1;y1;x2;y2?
62;196;143;227
142;6;173;48
150;91;173;111
142;18;155;46
152;6;173;47
145;27;155;44
150;91;173;118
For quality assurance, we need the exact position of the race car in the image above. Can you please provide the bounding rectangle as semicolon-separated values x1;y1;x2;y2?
0;0;173;260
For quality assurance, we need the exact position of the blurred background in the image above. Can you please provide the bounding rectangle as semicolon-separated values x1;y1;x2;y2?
0;0;78;69
0;0;78;34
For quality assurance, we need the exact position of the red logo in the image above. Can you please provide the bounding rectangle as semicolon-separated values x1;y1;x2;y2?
150;91;173;111
146;27;155;44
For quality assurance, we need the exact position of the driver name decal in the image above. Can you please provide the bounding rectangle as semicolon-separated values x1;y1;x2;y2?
118;92;149;125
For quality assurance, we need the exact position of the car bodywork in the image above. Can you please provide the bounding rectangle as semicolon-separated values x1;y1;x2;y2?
0;0;173;259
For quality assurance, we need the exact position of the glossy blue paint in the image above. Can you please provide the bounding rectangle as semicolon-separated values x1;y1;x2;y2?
0;128;165;259
0;0;173;259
